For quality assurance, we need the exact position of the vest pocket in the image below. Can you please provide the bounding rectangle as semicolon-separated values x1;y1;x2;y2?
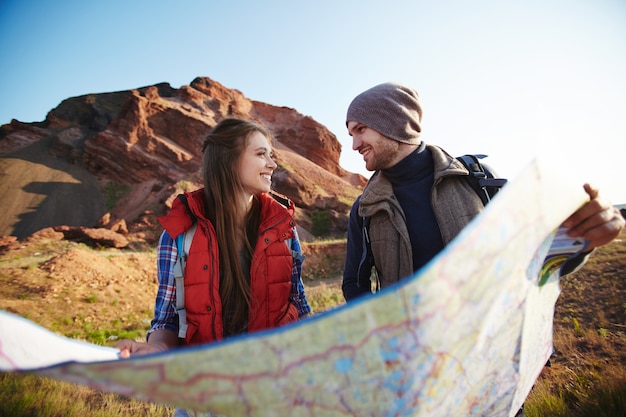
276;302;298;326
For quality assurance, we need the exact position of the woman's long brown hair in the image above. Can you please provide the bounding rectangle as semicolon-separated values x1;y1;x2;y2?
201;118;272;336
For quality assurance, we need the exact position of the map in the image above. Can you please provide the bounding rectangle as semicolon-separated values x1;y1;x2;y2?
0;156;590;417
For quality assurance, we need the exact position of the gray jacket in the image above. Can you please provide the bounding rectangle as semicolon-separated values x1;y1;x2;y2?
357;144;484;288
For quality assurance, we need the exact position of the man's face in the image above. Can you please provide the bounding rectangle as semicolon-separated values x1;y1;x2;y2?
347;121;402;171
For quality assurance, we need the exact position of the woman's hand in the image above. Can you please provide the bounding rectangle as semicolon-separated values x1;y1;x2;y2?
114;329;179;358
115;340;163;358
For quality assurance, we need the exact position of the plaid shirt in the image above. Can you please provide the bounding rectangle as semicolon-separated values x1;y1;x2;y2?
148;227;311;337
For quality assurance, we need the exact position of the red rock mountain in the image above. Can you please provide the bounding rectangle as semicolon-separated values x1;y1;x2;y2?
0;77;366;242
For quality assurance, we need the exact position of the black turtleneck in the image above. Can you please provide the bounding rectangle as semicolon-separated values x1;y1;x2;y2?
382;144;444;272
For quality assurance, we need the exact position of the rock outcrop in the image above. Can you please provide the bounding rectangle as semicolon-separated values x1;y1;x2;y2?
0;77;366;241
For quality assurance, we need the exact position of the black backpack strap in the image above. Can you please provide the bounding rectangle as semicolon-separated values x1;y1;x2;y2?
457;154;507;205
361;216;380;293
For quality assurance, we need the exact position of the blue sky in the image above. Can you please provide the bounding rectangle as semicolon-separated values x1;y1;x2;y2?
1;0;625;203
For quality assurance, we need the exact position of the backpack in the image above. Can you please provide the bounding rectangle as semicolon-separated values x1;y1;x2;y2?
171;193;304;339
363;154;507;293
173;222;195;338
455;154;507;204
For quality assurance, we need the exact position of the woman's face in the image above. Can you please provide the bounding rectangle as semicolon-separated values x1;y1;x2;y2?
239;131;277;198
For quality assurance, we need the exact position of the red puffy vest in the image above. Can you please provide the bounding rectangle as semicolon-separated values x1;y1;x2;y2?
158;189;299;345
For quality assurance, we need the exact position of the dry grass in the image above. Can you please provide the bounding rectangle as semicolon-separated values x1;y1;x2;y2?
0;372;173;417
525;229;626;416
0;235;345;417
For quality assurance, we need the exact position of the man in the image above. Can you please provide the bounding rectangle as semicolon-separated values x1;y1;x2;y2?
340;82;625;416
342;81;624;301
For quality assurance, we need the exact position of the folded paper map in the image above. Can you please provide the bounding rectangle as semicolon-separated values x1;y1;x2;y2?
0;156;590;417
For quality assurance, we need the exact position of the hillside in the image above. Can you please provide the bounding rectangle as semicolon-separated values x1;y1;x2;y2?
0;76;365;241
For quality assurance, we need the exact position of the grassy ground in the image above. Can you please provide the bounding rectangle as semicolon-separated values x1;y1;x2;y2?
0;229;624;416
524;229;626;416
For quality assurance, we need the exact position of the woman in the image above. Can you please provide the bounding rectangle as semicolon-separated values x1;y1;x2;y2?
117;118;311;358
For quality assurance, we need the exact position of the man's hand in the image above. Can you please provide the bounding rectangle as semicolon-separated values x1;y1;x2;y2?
562;184;625;251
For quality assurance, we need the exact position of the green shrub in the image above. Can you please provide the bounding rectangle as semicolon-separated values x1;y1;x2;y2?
311;210;331;237
103;182;130;211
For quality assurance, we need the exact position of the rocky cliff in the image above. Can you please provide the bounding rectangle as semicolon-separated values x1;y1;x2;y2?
0;77;366;242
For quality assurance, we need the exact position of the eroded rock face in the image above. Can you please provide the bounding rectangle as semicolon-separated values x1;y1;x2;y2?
52;226;129;249
0;76;366;239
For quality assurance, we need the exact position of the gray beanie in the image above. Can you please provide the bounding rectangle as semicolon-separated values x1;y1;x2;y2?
346;82;422;144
